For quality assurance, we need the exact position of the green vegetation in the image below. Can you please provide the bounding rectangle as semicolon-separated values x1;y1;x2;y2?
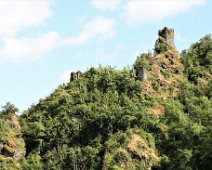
0;103;25;170
0;32;211;170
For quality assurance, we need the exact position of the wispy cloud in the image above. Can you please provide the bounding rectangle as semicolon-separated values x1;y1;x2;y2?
175;33;188;42
0;0;53;37
0;32;59;63
0;11;116;63
60;70;71;83
122;0;207;25
61;16;116;45
91;0;122;11
0;0;117;64
0;0;55;63
0;0;206;63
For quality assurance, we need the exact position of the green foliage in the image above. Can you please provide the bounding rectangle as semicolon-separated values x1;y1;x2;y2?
21;154;43;170
182;34;212;83
155;42;169;53
0;102;18;117
161;69;172;78
134;53;151;70
151;80;159;91
1;34;211;170
0;159;20;170
0;103;25;170
19;66;153;169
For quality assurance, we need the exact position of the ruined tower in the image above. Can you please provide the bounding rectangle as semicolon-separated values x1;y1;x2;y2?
136;67;147;81
70;71;82;81
155;27;176;53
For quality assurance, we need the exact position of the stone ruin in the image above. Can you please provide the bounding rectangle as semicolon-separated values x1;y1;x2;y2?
155;27;176;53
159;27;175;47
136;67;147;81
70;71;82;81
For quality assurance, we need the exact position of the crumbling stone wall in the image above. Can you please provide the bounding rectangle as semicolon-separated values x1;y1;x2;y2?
136;67;147;81
70;71;82;81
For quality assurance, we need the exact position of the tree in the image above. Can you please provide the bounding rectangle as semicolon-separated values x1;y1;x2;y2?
1;102;18;115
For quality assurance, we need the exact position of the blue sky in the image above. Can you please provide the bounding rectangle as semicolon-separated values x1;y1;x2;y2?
0;0;211;112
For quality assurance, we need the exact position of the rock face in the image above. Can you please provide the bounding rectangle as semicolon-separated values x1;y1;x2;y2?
155;27;176;53
70;71;82;81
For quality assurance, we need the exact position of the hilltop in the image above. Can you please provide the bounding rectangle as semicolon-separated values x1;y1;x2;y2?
0;27;211;170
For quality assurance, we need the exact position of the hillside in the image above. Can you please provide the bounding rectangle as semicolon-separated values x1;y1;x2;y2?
0;103;25;170
0;27;211;170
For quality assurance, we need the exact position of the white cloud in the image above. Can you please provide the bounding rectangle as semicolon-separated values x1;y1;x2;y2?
122;0;206;25
0;0;56;63
0;32;59;62
176;33;187;42
61;16;116;45
0;0;53;37
91;0;122;11
0;15;116;63
0;1;115;63
60;70;71;83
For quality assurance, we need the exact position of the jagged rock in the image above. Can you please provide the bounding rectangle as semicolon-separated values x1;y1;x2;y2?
155;27;176;53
